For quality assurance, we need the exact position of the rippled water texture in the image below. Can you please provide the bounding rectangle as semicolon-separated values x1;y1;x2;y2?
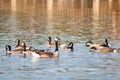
0;0;120;80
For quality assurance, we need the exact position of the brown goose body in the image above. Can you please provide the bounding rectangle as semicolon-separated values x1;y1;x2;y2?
32;37;59;58
5;45;23;55
89;47;120;53
15;46;32;50
64;42;74;52
32;51;53;58
15;39;32;50
86;38;111;49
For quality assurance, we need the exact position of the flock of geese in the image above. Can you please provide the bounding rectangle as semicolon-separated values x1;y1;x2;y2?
5;37;120;58
86;38;120;53
5;36;74;58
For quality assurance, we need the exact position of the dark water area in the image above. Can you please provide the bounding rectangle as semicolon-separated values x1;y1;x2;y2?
0;0;120;80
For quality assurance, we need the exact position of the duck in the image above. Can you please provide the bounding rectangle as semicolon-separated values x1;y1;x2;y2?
5;45;23;55
89;46;120;53
31;37;59;58
15;39;32;50
86;38;111;49
63;42;74;52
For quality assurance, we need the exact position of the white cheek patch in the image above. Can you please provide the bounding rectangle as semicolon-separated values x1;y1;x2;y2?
21;43;24;46
87;43;91;46
54;38;58;41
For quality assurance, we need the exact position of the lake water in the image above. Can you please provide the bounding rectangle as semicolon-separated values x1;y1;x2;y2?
0;0;120;80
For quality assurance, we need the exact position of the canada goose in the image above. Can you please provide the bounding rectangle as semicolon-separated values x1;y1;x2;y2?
22;42;45;54
86;40;93;46
64;42;74;52
47;36;62;48
21;42;33;54
5;45;23;55
48;36;55;48
21;42;32;58
16;39;20;47
89;47;120;53
15;39;32;50
31;37;59;58
86;38;111;49
22;42;45;58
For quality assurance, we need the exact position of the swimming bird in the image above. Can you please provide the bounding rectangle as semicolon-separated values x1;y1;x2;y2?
21;42;45;58
86;38;111;49
63;42;74;52
5;45;23;55
86;40;93;46
22;42;45;54
47;36;55;48
31;37;59;58
48;36;67;49
89;47;120;53
15;39;20;47
15;39;32;50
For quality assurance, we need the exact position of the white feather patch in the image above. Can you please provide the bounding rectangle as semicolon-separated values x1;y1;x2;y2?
31;52;40;57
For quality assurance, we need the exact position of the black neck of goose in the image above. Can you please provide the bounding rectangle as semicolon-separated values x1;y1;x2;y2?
71;43;74;52
69;42;74;52
16;40;20;46
105;38;108;46
68;42;73;47
49;37;51;44
23;43;26;51
49;40;51;44
55;40;58;51
68;42;71;46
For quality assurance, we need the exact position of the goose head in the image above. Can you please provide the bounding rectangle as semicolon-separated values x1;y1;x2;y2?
5;45;12;55
16;39;20;47
86;40;93;46
68;42;74;52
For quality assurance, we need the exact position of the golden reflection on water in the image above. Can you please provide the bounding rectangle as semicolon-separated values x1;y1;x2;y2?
0;0;119;18
0;0;120;40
